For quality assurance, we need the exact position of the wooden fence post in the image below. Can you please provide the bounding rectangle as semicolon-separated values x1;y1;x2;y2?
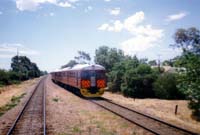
175;105;178;115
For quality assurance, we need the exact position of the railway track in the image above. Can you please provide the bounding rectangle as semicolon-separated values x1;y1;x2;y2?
6;77;47;135
90;97;197;135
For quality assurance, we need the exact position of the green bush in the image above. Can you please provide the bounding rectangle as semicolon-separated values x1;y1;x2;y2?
153;73;185;99
0;69;10;85
121;74;155;98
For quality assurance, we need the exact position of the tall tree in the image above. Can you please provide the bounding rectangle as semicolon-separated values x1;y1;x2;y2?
61;60;78;69
74;51;91;64
148;60;157;66
11;56;41;79
95;46;125;72
173;27;200;54
61;51;91;69
173;27;200;117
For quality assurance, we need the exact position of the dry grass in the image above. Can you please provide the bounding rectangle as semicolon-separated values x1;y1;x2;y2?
46;75;152;135
103;92;200;134
0;77;41;134
0;78;39;107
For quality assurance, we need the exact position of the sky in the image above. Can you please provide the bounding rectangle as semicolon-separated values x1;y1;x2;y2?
0;0;200;72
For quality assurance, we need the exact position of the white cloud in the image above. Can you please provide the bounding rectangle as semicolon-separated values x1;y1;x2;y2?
166;12;187;22
68;0;79;2
110;8;120;16
98;11;164;55
123;11;144;32
98;23;110;30
49;12;55;16
15;0;75;11
84;6;93;13
104;0;111;2
98;20;123;32
57;1;71;7
0;43;39;58
0;11;3;15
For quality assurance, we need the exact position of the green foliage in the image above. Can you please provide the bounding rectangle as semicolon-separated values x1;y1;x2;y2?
0;93;25;116
173;27;200;55
61;51;91;68
106;54;155;98
74;51;91;64
148;60;157;66
153;73;184;99
0;55;41;86
61;60;78;69
95;46;186;99
0;69;10;85
176;53;200;116
95;46;125;72
121;65;155;98
173;27;200;117
52;97;59;102
107;61;126;92
11;55;41;79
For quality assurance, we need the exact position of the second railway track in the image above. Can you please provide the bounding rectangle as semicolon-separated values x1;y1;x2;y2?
6;77;47;135
90;97;197;135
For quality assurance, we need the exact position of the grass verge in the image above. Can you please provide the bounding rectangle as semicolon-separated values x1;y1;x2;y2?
0;93;26;116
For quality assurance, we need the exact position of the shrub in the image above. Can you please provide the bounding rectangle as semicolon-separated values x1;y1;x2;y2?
0;69;10;85
153;73;185;99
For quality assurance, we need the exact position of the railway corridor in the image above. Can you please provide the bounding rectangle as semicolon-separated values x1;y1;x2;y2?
90;99;194;135
3;75;198;135
7;77;46;135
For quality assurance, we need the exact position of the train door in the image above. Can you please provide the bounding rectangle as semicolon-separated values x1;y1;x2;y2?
90;70;96;87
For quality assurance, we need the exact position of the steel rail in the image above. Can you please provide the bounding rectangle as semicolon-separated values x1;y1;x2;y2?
100;97;197;135
43;77;46;135
6;77;46;135
89;97;197;135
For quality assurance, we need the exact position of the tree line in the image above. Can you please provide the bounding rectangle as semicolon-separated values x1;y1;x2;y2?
0;56;47;86
61;27;200;118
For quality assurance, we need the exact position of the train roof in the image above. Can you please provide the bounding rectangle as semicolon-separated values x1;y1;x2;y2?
51;64;105;73
71;64;105;70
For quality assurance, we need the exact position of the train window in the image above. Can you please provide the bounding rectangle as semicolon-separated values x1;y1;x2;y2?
81;70;105;79
81;71;90;78
96;71;105;79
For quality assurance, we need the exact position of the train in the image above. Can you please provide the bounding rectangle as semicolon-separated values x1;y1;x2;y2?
51;64;106;97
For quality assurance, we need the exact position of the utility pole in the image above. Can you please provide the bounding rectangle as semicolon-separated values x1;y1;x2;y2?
158;54;161;73
17;48;21;81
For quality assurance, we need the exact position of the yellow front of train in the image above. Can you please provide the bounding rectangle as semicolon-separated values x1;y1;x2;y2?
79;67;106;97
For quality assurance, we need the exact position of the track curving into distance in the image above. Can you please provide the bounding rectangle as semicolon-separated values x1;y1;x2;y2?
90;97;197;135
6;77;47;135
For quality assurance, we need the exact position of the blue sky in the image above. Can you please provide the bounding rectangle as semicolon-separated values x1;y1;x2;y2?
0;0;199;71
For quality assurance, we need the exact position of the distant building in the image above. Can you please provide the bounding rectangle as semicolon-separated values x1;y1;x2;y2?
151;66;185;73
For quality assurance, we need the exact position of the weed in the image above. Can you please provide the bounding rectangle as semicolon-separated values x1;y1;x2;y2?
57;133;71;135
79;110;89;115
122;123;129;128
91;120;103;129
53;97;59;102
100;127;116;135
72;126;81;133
132;131;137;135
0;93;26;117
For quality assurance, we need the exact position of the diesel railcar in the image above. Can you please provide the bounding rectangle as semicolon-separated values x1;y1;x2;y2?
51;64;106;97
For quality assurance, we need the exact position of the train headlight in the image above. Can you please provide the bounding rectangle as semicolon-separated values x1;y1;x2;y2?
97;80;105;88
81;80;90;88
